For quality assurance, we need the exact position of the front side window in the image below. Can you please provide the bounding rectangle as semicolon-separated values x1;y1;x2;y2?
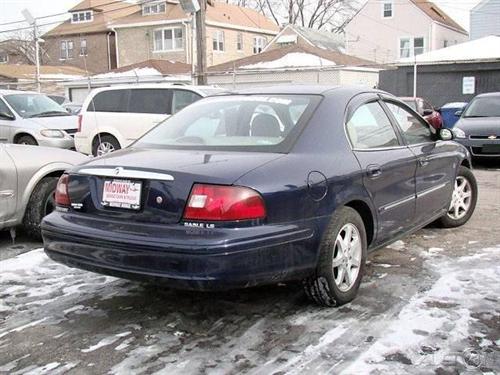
385;102;433;144
346;102;399;149
153;27;183;51
0;99;13;116
87;90;129;113
4;94;67;118
253;36;267;54
213;30;225;52
383;1;393;18
463;97;500;118
135;95;320;152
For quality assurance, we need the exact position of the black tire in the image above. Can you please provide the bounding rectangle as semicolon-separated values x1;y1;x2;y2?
92;135;121;157
16;135;38;146
303;207;367;307
438;166;478;228
23;177;58;240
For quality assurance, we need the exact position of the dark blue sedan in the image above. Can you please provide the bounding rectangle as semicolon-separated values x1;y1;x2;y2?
42;86;478;306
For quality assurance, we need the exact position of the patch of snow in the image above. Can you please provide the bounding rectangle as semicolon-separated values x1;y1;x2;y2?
92;67;163;79
81;332;131;353
241;52;336;70
0;317;47;339
387;240;406;251
0;354;30;372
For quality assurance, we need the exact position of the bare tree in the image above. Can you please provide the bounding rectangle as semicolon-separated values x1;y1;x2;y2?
234;0;361;31
0;30;48;65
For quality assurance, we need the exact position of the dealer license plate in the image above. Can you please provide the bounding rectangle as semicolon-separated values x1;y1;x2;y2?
102;179;142;210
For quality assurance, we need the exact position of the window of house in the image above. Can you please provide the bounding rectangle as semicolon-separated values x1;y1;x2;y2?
0;54;8;63
236;33;243;51
71;11;92;23
142;1;166;15
399;37;425;58
80;39;88;56
60;40;74;60
346;102;399;149
382;1;393;18
443;40;449;48
153;27;184;51
213;30;225;52
253;36;267;54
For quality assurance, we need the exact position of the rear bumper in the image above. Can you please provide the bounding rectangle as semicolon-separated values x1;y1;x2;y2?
42;212;319;290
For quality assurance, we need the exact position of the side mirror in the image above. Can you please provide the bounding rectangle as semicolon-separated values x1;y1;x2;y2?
423;109;433;116
440;128;453;141
454;110;463;117
0;111;15;120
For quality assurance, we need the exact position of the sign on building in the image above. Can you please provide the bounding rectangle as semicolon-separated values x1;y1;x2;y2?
463;77;475;95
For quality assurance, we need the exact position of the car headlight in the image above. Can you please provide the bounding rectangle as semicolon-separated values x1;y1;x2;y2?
453;127;466;139
40;129;65;138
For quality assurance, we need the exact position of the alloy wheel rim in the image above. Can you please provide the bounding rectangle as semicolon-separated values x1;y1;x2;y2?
332;223;362;292
97;142;115;156
447;176;472;220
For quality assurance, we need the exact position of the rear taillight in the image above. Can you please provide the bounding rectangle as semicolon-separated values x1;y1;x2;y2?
55;174;71;207
77;114;82;132
183;184;266;221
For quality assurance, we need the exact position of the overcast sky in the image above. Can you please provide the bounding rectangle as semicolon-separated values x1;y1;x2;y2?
0;0;482;35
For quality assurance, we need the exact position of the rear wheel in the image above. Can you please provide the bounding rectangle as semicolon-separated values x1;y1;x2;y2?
16;135;38;146
438;166;477;228
92;135;120;157
23;177;58;240
303;207;367;307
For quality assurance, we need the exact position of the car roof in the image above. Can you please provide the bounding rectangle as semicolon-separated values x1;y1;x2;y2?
231;85;385;97
89;84;227;96
475;92;500;98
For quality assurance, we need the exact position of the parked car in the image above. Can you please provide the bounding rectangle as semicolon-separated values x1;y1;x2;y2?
42;86;477;307
0;144;87;239
63;102;82;115
400;97;443;129
0;90;78;149
75;84;227;156
453;92;500;158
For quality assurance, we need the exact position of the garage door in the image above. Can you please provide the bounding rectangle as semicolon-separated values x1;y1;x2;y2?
69;87;92;104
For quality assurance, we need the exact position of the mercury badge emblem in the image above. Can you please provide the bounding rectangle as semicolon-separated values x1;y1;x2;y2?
488;135;497;140
156;196;163;204
114;167;123;176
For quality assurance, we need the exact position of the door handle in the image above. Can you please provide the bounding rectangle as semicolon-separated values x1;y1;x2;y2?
418;157;430;167
366;165;382;179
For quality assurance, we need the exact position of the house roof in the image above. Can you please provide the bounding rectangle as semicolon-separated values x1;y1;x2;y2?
0;64;87;80
398;35;500;65
410;0;467;34
44;0;140;37
110;59;191;75
209;43;375;72
286;25;345;51
111;1;279;33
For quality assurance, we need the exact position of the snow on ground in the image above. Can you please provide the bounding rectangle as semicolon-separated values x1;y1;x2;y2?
241;52;336;70
0;242;498;374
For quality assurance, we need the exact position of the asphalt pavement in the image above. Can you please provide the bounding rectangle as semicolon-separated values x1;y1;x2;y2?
0;162;499;375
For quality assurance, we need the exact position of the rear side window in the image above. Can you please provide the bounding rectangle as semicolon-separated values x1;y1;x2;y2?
129;89;172;115
385;102;433;145
346;102;399;149
172;90;201;113
87;90;129;112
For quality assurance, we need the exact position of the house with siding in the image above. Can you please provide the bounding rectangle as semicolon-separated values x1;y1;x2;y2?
470;0;500;40
110;0;279;67
42;0;140;73
344;0;468;63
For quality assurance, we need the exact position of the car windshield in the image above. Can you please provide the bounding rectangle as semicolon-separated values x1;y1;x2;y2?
135;94;320;152
463;97;500;118
4;94;69;118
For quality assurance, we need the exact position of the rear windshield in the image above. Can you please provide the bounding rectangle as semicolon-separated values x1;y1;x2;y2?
134;94;321;153
463;97;500;118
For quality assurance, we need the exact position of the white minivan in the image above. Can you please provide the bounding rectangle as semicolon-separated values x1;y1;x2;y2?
75;84;226;156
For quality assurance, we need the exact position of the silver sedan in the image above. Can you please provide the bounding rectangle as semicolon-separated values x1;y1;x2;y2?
0;144;88;239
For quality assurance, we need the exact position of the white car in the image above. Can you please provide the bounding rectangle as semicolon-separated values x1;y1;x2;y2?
75;84;227;156
0;90;78;149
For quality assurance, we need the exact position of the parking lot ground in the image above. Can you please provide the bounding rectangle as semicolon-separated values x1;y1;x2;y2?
1;165;499;375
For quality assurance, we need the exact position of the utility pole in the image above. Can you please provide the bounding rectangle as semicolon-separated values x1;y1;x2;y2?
22;9;41;92
195;0;207;85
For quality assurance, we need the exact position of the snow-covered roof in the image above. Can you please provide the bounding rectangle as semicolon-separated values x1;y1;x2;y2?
241;52;336;70
398;35;500;65
92;67;164;79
